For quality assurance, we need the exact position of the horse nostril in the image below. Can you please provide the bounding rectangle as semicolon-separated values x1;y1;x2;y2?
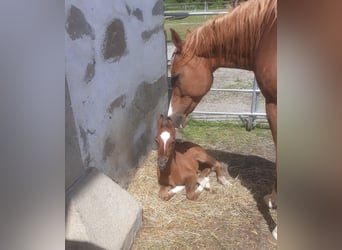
173;115;185;129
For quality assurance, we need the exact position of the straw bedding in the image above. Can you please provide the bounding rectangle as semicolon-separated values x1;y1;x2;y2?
128;137;277;249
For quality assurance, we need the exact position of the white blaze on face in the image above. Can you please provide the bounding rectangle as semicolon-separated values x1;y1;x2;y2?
160;131;171;151
167;96;173;117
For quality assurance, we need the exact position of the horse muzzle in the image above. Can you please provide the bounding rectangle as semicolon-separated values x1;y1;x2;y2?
169;114;187;129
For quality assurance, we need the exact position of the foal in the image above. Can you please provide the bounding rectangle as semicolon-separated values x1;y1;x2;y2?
155;114;229;201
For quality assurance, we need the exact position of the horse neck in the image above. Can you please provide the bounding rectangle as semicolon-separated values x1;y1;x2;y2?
209;57;251;71
186;0;276;71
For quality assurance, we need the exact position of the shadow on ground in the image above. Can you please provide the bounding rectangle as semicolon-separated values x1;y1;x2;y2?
65;240;106;250
207;149;277;232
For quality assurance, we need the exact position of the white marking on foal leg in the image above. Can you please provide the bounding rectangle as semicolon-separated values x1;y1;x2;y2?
169;185;185;194
199;177;209;186
160;131;170;151
196;177;210;191
272;226;277;240
195;185;204;192
204;182;211;190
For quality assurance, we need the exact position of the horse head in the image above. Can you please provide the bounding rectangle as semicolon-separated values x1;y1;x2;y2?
168;28;214;128
155;114;176;170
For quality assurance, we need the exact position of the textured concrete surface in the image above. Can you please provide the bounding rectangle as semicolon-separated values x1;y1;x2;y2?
66;167;142;250
65;0;167;187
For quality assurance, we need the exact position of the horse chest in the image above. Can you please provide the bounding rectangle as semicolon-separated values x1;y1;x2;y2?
158;157;197;187
172;157;197;183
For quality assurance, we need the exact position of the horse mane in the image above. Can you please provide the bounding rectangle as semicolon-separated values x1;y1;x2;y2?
183;0;277;66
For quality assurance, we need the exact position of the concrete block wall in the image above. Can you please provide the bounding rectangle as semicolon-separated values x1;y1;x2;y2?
65;0;167;189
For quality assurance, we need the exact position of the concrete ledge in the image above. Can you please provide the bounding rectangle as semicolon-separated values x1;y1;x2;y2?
66;167;142;250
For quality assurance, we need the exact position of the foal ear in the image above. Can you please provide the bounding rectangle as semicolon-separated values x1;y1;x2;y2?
166;117;174;128
170;28;183;51
157;114;164;128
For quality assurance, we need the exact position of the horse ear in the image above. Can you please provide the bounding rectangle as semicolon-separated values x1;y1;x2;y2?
170;28;183;50
185;29;191;39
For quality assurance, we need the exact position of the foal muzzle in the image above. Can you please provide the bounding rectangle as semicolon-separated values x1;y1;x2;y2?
157;157;168;170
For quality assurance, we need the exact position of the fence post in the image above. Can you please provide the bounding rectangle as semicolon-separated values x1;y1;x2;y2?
245;77;259;131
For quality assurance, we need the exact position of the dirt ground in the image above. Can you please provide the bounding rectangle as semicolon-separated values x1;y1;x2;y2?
127;52;277;249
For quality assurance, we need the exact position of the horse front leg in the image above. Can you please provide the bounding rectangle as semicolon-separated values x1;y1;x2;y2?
264;101;277;209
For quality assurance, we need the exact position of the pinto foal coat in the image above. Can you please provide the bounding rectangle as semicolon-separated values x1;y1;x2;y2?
155;115;229;201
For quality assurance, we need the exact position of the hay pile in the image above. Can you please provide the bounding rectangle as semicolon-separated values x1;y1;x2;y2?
128;147;277;249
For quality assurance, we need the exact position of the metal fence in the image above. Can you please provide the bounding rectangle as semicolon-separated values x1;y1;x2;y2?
165;9;267;130
165;1;232;12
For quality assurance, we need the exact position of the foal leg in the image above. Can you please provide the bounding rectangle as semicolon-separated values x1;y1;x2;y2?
197;153;230;185
159;186;175;201
198;167;211;190
185;176;202;201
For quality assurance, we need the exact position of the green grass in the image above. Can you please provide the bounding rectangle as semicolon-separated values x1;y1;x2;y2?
165;15;212;41
179;117;270;148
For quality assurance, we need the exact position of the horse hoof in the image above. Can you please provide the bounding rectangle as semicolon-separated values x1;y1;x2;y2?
264;190;277;209
272;226;277;240
267;226;277;245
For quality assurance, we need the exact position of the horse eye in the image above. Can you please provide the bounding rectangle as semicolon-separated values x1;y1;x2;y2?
170;74;180;87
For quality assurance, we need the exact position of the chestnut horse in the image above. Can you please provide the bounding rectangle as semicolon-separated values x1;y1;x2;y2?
167;0;277;238
155;114;229;201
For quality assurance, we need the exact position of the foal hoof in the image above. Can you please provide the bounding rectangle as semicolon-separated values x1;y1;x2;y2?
264;190;277;209
203;181;211;190
197;177;210;191
218;176;232;186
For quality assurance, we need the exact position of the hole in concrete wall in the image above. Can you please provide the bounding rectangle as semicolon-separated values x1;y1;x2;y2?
132;8;143;22
108;95;127;114
152;0;164;16
141;24;163;42
103;137;116;162
84;58;96;84
102;19;128;62
66;5;95;40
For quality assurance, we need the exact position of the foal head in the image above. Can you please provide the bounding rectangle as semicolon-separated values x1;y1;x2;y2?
168;29;214;128
155;114;176;170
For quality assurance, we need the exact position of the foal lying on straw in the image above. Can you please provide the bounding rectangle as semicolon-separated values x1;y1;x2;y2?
155;114;230;201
